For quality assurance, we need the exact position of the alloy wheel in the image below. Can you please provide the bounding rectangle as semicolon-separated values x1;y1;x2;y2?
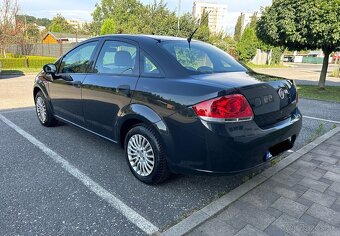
36;96;47;123
127;134;155;176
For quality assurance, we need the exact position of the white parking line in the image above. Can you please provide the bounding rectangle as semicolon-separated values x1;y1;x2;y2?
0;114;159;235
303;115;340;125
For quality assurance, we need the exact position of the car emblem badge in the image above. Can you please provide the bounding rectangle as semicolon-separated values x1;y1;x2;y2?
278;88;289;99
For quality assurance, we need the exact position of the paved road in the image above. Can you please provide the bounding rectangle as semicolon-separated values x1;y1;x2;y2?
0;74;36;110
0;98;339;234
254;63;340;86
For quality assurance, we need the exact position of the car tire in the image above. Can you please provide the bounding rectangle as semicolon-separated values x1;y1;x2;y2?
124;124;170;184
35;91;58;127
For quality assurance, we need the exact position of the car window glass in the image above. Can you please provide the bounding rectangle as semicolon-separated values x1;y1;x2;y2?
59;41;97;73
174;47;213;73
95;41;138;75
143;55;160;75
161;41;247;74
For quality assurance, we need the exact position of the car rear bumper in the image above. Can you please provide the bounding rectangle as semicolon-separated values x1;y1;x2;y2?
165;108;302;175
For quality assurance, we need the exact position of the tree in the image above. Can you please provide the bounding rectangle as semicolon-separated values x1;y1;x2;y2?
256;0;340;89
0;0;21;57
90;0;207;43
234;15;242;42
49;14;74;33
209;33;236;55
194;9;210;42
236;27;258;62
92;0;145;34
100;18;116;35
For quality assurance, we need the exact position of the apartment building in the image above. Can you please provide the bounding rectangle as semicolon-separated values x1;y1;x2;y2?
192;2;228;34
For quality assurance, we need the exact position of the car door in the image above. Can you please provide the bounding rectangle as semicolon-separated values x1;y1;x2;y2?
82;39;140;139
49;41;99;126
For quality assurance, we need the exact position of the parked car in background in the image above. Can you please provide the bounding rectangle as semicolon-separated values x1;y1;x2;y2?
33;35;302;184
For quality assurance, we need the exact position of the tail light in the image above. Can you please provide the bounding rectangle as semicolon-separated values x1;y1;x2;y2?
193;94;254;122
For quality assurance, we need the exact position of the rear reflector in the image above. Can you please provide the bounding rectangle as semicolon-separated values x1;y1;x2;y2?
193;94;254;122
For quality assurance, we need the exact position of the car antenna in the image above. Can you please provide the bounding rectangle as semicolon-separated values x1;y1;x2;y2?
187;10;210;48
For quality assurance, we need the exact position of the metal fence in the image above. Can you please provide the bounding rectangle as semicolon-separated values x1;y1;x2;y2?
6;43;77;58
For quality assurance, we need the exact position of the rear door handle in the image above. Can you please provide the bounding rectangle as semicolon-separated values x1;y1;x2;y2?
117;85;131;96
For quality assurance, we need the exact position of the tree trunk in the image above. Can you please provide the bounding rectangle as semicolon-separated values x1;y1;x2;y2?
318;50;330;89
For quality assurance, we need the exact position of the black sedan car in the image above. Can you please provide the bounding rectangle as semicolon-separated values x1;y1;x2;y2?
33;35;302;184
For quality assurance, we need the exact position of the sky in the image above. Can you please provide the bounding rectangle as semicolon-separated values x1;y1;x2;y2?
17;0;272;34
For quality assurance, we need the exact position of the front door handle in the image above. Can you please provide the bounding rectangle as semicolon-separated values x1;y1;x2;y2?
117;85;131;96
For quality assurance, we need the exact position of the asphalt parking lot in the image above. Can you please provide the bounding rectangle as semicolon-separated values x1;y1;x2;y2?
1;84;340;234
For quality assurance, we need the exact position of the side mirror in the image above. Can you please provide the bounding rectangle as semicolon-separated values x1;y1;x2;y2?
43;64;57;74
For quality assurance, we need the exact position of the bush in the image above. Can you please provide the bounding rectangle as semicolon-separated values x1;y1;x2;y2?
0;58;27;68
27;56;57;68
331;68;340;77
236;27;258;62
271;47;283;65
0;56;57;69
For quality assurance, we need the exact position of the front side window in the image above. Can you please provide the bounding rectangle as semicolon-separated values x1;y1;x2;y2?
59;41;97;73
160;41;247;74
94;41;138;75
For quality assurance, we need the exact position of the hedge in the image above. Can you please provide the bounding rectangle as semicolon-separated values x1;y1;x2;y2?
0;56;57;69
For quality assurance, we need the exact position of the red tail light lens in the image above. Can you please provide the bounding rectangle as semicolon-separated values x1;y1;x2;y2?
193;94;254;122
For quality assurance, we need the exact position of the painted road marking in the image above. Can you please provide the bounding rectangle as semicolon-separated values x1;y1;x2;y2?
0;114;159;235
303;115;340;125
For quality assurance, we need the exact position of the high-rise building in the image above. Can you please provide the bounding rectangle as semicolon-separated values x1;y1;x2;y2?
192;2;228;35
239;12;262;35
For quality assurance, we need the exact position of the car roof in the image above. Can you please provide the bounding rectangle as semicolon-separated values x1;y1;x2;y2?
90;34;194;43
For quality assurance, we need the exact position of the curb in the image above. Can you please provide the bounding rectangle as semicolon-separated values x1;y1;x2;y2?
159;127;340;236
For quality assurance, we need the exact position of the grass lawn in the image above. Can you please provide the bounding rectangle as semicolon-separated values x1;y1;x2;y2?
246;63;288;69
297;85;340;103
0;68;41;75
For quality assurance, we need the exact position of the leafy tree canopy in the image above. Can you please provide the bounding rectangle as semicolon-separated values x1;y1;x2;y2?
91;0;235;54
100;18;116;35
91;0;209;40
49;14;75;33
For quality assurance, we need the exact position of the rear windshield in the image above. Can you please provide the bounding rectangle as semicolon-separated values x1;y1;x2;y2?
160;40;247;74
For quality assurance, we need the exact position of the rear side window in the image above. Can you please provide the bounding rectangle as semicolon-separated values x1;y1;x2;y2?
59;41;97;73
160;41;247;74
94;41;138;75
141;52;162;77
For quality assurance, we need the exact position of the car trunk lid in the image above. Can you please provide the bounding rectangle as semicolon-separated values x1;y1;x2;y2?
191;72;298;127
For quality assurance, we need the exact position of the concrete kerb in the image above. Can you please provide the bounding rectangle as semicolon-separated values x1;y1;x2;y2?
160;127;340;236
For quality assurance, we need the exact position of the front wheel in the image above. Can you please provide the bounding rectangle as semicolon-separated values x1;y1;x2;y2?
124;125;170;184
35;91;58;127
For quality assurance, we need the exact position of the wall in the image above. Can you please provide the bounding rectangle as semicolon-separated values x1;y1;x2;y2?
251;49;271;65
6;43;77;58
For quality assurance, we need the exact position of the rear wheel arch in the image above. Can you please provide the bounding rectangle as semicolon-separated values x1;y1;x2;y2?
119;118;145;147
117;104;169;148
